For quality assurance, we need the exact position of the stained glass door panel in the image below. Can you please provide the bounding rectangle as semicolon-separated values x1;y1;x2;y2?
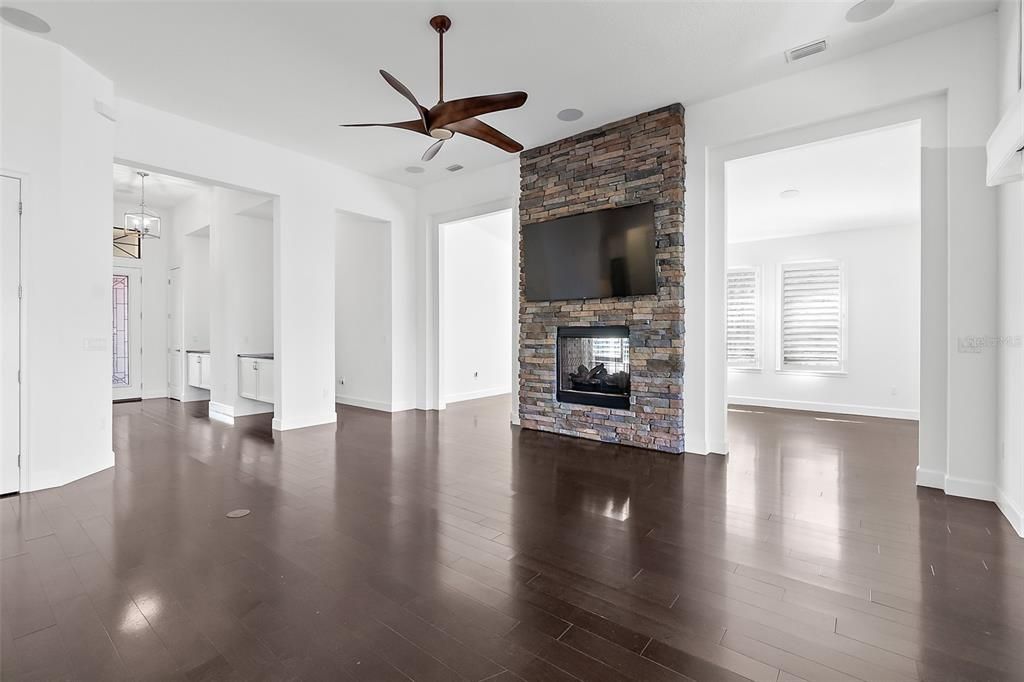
112;274;130;386
112;268;142;400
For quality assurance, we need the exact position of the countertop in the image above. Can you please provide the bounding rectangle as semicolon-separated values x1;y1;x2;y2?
238;353;274;360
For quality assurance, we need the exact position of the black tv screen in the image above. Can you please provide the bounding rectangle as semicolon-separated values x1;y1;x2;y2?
522;202;657;302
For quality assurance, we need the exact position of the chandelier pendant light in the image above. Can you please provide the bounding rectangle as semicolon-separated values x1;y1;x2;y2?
123;171;161;239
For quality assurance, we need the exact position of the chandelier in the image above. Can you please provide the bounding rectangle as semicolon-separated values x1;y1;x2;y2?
122;171;161;239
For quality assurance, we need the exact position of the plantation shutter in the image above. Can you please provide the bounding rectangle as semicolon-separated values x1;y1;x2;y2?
727;268;758;367
780;262;842;370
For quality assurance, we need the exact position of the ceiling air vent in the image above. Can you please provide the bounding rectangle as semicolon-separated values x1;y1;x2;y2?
785;39;828;63
445;164;464;172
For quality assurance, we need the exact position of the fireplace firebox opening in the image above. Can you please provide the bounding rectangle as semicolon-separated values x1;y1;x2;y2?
556;326;631;410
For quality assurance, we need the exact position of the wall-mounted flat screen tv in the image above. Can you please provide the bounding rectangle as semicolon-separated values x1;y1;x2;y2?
522;202;657;302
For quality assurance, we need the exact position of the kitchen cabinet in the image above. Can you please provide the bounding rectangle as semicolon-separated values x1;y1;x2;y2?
255;358;274;404
238;356;274;404
187;352;211;390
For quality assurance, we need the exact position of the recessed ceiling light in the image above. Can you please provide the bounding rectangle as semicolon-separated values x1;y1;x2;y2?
780;189;801;199
445;164;464;173
845;0;894;23
404;166;425;174
0;6;51;33
557;108;583;122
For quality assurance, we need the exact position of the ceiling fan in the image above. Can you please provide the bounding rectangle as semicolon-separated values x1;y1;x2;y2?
343;15;528;162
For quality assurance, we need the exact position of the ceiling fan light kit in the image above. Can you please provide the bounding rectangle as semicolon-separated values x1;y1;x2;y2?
343;15;528;162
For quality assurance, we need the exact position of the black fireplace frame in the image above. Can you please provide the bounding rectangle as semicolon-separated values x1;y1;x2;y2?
556;325;631;410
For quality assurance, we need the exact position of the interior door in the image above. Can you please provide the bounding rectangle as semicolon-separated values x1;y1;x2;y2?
1;175;21;494
167;267;182;399
112;267;143;401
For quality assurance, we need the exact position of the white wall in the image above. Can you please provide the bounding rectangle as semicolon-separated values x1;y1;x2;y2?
1;27;115;491
113;200;169;398
728;226;920;419
335;213;392;411
415;161;520;413
209;188;274;418
182;234;210;353
996;0;1024;535
442;210;514;404
684;15;999;506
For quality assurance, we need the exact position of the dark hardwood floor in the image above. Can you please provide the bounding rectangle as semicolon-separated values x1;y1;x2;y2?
2;397;1023;681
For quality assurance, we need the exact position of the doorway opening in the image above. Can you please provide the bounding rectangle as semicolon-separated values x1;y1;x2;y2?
334;211;392;412
723;121;922;430
439;208;515;407
111;164;276;423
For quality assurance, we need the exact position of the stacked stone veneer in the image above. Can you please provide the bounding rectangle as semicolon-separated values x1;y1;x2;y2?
518;105;685;453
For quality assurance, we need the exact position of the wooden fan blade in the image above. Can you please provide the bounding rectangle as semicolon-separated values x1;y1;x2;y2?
428;91;527;130
380;70;429;130
444;118;523;153
422;139;445;162
341;119;428;134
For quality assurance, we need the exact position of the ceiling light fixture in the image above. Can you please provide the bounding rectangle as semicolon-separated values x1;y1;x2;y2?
0;6;51;33
557;108;584;122
122;172;161;239
845;0;894;23
780;189;801;199
405;166;425;174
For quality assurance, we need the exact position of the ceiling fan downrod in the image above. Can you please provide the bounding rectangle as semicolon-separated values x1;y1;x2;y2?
429;15;451;104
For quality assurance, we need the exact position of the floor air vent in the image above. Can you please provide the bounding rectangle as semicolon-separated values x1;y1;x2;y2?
785;39;828;63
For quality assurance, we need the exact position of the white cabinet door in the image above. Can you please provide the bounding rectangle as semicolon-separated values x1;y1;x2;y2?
199;354;211;390
187;354;202;388
255;359;274;404
238;358;259;399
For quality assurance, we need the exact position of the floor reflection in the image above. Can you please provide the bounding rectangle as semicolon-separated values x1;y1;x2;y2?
3;396;1022;681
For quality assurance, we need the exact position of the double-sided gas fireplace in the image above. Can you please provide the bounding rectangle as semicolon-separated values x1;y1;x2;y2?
556;326;631;410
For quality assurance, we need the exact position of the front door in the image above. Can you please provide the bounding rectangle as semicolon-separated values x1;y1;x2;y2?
1;174;21;494
112;267;142;401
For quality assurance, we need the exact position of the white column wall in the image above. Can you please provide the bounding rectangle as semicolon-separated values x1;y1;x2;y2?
1;28;116;490
995;0;1024;536
209;188;274;419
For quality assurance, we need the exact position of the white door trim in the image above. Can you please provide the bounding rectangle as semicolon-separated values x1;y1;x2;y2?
1;172;24;495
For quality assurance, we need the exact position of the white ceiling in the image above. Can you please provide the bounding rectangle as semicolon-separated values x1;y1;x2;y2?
113;163;207;208
725;121;921;243
24;1;994;187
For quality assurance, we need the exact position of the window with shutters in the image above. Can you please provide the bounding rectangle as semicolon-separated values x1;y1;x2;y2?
727;267;759;369
779;261;845;373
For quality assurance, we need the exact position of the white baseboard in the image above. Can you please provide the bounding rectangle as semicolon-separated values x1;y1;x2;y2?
729;395;919;420
943;475;996;502
445;387;511;404
209;401;235;425
916;466;945;489
996;488;1024;537
272;412;338;431
23;450;115;493
336;394;393;412
707;440;729;455
143;390;168;400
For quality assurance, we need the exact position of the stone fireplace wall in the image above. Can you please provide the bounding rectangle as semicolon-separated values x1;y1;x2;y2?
518;105;685;453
